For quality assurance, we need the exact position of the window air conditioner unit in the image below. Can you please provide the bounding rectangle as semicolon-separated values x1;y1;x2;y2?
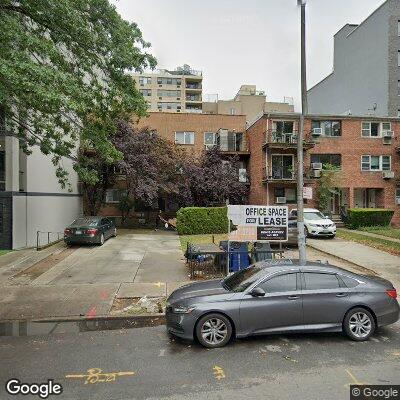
311;162;323;170
382;171;394;179
312;128;322;135
312;169;322;178
382;131;394;138
396;197;400;205
276;197;286;204
383;136;392;145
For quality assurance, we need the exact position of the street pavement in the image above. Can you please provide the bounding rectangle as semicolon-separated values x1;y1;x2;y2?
0;321;399;400
0;230;188;320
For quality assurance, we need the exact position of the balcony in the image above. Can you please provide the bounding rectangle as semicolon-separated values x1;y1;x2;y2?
263;166;296;183
263;130;315;150
185;83;202;90
185;108;202;113
185;95;202;102
215;130;250;155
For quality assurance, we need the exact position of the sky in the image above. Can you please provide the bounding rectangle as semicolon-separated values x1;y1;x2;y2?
112;0;385;110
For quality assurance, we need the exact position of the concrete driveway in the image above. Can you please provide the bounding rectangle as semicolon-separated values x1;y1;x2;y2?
0;230;188;320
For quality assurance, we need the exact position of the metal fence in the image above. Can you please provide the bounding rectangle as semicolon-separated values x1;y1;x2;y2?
36;231;64;249
186;249;285;280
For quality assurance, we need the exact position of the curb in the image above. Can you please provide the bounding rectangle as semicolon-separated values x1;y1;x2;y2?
306;243;379;276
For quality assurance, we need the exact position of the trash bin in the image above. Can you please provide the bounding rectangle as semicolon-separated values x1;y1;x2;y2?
253;242;273;262
220;241;249;272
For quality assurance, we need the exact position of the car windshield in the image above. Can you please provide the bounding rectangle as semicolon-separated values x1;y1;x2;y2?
222;265;264;292
71;218;99;227
304;211;326;221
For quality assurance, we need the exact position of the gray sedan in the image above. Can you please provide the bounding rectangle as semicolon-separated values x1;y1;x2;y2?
166;260;399;348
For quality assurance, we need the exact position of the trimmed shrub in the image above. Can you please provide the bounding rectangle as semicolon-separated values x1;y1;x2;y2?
346;208;394;229
176;207;228;235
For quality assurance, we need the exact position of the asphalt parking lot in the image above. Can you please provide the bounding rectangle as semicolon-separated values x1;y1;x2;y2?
0;321;399;400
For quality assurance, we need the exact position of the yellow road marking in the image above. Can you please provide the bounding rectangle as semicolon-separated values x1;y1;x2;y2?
213;365;226;380
344;368;367;388
66;368;135;384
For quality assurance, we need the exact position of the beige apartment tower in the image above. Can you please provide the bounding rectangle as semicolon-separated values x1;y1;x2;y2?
203;85;294;122
131;64;203;113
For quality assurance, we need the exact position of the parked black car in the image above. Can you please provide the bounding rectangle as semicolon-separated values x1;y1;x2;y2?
64;216;116;246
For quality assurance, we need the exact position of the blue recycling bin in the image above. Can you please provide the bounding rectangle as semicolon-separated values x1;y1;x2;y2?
220;241;249;272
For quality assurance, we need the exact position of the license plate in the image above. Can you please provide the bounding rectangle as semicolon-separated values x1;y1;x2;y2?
75;230;82;235
322;230;330;233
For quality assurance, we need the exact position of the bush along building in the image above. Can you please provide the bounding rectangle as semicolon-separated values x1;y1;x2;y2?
247;113;400;226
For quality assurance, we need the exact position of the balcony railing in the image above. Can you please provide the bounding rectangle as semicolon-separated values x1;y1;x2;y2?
264;130;314;148
186;83;202;90
185;108;202;113
186;96;202;102
263;166;296;181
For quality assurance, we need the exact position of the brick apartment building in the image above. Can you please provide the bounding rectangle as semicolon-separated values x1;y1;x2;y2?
101;112;248;219
247;113;400;225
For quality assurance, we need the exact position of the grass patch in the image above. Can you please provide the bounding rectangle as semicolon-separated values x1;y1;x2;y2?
179;234;228;253
358;226;400;240
0;250;11;256
336;229;400;256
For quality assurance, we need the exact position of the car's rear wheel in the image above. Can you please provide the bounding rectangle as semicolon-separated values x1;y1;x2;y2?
196;313;232;348
343;307;375;341
99;233;105;246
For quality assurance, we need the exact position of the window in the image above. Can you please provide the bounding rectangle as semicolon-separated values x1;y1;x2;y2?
175;131;194;145
105;189;126;203
361;122;380;137
312;121;341;136
271;154;293;179
274;188;296;204
259;273;297;293
398;110;400;118
230;108;236;115
157;90;181;98
361;155;391;171
398;51;400;67
303;273;340;290
274;121;294;134
157;77;181;85
310;154;341;168
204;132;215;149
157;102;180;111
398;80;400;96
396;188;400;204
140;89;152;96
139;76;151;85
340;275;359;288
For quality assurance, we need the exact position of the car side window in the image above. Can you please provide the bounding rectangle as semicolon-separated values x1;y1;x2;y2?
303;273;340;290
100;218;107;226
259;273;297;293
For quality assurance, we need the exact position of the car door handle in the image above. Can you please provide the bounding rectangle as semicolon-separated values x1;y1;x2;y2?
287;295;300;300
336;293;348;297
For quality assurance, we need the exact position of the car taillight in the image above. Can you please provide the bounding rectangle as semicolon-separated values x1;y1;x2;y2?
64;229;71;236
85;228;98;235
386;289;397;299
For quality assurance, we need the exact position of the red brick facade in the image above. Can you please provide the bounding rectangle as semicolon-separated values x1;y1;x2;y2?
247;114;400;225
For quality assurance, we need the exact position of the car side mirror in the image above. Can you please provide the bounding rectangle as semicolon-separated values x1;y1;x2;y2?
249;287;265;297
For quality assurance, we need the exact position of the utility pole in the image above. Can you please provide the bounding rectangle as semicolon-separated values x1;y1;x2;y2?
297;0;307;265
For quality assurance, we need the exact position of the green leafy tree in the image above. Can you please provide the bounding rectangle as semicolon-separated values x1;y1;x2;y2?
316;163;341;212
0;0;156;188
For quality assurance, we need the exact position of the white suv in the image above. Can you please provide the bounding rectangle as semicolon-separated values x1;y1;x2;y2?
290;208;336;238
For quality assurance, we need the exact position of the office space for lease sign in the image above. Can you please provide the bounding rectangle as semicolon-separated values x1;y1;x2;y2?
227;205;289;241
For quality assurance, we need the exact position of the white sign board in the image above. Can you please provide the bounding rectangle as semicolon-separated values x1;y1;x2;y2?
303;186;313;200
227;205;288;241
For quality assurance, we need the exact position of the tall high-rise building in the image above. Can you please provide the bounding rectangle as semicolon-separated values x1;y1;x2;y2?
131;64;203;113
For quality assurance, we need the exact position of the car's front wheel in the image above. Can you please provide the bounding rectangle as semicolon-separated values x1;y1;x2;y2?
343;307;375;341
196;313;232;348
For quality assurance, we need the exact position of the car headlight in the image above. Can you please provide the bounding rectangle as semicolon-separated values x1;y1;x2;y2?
172;305;196;314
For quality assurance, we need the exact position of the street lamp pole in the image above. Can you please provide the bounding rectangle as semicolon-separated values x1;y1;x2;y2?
297;0;307;265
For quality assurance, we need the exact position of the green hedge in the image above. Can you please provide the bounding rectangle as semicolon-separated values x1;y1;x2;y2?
346;208;394;229
176;207;228;235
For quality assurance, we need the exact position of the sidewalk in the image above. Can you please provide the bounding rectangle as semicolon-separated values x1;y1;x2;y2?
0;230;189;321
307;238;400;289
